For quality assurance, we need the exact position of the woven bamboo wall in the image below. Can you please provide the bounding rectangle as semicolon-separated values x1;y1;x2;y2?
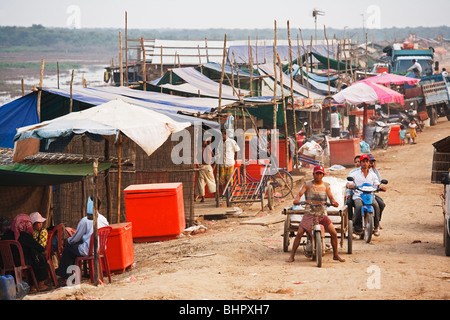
53;126;196;229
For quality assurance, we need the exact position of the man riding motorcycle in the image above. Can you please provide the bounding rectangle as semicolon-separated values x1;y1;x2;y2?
347;154;387;236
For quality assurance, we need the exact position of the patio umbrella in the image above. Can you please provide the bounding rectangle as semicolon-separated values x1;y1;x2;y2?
333;81;404;106
357;72;420;86
332;81;404;139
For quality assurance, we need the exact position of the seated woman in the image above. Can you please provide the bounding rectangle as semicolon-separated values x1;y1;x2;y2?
2;214;49;291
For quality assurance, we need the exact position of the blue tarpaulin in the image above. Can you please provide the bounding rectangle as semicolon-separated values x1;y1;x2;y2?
0;94;39;148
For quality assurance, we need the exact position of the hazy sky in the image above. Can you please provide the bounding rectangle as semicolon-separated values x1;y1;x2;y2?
0;0;448;30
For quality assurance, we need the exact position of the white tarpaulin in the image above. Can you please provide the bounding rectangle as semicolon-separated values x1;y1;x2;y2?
14;99;191;156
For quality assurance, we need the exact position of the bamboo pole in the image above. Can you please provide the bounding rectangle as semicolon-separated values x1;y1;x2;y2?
198;45;203;73
296;35;304;85
232;51;241;96
205;37;210;62
104;139;112;222
92;159;99;286
299;29;310;97
273;20;278;132
116;140;122;224
324;25;331;96
21;79;24;96
119;31;123;86
57;62;60;89
277;54;289;171
218;33;227;111
160;45;164;77
141;37;146;91
125;11;129;86
37;58;45;121
70;69;74;113
287;21;299;168
248;36;253;97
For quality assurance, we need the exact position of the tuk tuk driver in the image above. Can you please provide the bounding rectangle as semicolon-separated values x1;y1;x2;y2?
287;165;345;263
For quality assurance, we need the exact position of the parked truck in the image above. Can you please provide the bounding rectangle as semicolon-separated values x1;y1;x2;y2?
385;43;435;76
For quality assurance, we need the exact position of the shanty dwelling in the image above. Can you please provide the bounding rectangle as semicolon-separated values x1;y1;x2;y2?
0;87;221;230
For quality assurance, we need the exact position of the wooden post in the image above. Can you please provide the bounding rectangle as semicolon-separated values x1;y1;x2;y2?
21;79;25;96
218;34;227;111
324;25;331;96
37;59;45;121
141;37;146;91
273;20;278;132
198;45;203;73
125;11;129;87
296;35;304;85
70;69;74;113
104;139;112;223
57;62;60;89
119;31;123;86
205;37;210;62
299;29;310;97
232;51;241;96
92;159;99;286
277;54;289;172
287;21;299;169
248;36;253;97
117;140;122;224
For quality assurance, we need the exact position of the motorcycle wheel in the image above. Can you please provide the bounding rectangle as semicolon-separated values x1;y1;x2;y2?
372;135;379;150
364;213;374;243
315;232;322;267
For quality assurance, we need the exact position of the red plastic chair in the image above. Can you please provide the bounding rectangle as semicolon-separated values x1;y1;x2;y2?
75;226;112;284
47;224;65;263
46;224;65;287
0;240;40;291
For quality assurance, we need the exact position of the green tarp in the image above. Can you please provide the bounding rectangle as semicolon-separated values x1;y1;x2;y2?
0;162;112;186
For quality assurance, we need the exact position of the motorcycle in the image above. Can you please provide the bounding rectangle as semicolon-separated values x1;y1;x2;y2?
372;121;391;150
294;201;331;267
347;177;388;243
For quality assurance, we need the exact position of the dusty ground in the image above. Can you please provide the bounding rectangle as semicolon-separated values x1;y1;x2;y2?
25;117;450;302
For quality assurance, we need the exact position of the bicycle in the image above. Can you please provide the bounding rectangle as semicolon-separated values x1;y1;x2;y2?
241;161;294;198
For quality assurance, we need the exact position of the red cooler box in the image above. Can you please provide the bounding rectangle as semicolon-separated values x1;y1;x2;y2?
105;222;134;273
124;183;185;242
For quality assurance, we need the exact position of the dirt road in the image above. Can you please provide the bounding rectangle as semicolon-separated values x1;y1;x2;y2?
28;118;450;301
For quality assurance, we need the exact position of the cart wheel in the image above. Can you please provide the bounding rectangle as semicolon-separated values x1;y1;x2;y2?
226;188;231;207
283;215;291;252
267;185;274;210
347;220;353;254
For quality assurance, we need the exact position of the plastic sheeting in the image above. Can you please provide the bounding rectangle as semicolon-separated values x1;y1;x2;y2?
0;94;39;148
156;67;248;100
258;63;325;100
15;99;191;157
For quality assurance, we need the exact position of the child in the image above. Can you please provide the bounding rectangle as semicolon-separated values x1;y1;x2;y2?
30;212;48;248
408;119;418;144
399;125;406;146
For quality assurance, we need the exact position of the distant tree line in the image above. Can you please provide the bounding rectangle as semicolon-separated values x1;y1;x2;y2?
1;24;449;51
